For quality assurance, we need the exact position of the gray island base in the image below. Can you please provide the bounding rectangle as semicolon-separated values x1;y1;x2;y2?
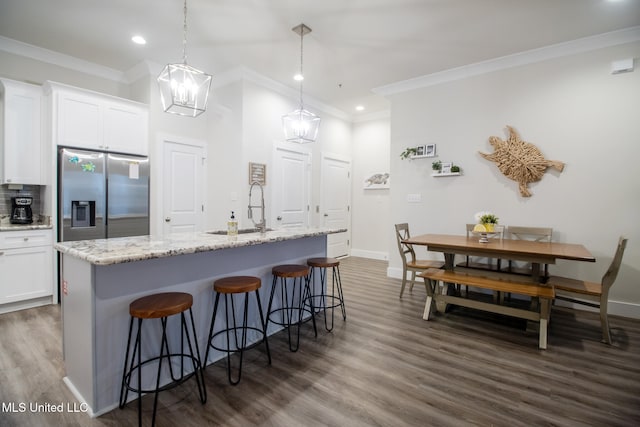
55;227;343;417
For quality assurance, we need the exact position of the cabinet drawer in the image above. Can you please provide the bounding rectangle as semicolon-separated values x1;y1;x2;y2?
0;229;53;249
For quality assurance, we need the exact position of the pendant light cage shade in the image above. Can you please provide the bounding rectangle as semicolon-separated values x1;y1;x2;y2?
282;23;320;143
158;63;212;117
282;109;321;143
157;0;212;118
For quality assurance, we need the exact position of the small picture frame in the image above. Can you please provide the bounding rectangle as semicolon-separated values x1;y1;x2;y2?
441;162;452;174
425;144;436;157
415;145;426;156
249;162;266;185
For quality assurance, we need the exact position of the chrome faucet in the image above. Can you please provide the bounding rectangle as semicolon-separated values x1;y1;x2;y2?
248;182;266;233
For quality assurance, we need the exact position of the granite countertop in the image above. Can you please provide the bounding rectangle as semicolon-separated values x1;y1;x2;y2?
0;215;53;231
54;227;346;266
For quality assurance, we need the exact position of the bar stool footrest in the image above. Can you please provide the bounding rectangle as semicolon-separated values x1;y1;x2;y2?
121;353;202;395
209;326;268;353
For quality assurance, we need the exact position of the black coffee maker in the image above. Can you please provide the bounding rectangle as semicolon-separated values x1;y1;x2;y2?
10;196;33;224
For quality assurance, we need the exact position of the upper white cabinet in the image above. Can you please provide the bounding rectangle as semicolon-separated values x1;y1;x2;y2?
0;78;43;185
46;82;148;155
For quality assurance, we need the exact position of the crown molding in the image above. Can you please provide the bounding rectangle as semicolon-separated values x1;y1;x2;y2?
0;35;127;83
0;35;352;121
214;65;351;121
373;26;640;97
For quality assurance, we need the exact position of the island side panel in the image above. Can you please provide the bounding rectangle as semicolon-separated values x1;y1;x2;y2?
91;235;326;415
61;255;96;413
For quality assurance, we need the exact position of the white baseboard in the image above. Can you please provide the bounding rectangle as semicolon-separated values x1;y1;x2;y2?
350;249;388;261
387;266;403;279
555;299;640;320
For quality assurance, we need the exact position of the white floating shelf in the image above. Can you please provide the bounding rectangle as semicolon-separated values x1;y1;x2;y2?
410;154;436;159
431;172;461;177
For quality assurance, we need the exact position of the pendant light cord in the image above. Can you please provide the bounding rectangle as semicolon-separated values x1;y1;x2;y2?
182;0;188;65
299;27;304;111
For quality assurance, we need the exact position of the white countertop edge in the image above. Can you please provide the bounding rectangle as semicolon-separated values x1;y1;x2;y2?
54;227;346;266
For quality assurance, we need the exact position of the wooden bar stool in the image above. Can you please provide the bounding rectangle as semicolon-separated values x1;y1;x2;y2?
119;292;206;427
306;257;346;331
266;264;317;352
204;276;271;385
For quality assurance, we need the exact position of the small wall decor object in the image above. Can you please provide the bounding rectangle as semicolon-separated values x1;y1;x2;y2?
425;144;436;157
431;160;442;173
364;172;390;189
479;126;564;197
249;162;266;185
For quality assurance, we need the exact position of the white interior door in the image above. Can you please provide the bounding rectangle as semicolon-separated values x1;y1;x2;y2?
272;145;310;229
321;154;351;258
162;140;205;234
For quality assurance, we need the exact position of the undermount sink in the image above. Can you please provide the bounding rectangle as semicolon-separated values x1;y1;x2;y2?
207;228;273;235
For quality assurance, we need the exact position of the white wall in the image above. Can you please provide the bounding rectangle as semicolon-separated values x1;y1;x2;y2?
351;117;391;260
388;41;640;316
205;77;354;231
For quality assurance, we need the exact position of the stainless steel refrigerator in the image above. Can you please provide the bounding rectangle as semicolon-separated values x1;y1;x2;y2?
58;147;150;242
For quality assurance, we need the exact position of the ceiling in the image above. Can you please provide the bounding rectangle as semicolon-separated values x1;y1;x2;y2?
1;0;639;117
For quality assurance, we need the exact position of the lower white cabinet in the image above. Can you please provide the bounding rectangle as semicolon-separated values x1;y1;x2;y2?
0;229;54;311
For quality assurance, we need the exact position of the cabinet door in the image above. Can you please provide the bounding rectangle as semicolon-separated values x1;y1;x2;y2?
103;102;148;155
0;245;53;304
58;91;102;150
1;80;42;184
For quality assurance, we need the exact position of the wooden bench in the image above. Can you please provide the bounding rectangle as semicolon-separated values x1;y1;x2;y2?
418;268;555;349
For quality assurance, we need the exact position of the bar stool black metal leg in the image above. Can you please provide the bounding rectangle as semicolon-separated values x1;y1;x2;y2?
183;309;206;403
302;275;318;337
334;266;347;321
204;292;221;371
254;289;271;364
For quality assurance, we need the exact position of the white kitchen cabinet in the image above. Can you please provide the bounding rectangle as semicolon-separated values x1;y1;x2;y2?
0;229;54;312
0;78;43;185
46;81;148;155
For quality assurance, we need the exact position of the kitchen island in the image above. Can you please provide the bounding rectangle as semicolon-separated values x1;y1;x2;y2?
54;227;344;417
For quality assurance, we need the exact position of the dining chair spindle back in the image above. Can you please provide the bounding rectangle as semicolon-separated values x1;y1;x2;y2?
394;223;444;298
504;226;553;277
458;223;505;271
547;236;628;344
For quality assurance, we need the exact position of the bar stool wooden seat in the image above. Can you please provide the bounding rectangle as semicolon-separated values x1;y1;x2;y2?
119;292;206;427
204;276;271;385
266;264;317;352
305;257;346;331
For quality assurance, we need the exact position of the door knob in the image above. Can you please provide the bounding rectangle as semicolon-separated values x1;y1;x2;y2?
165;217;171;222
324;213;329;217
276;216;282;221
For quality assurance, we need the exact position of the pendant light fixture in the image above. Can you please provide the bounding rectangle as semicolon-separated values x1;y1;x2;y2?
157;0;212;117
282;23;320;143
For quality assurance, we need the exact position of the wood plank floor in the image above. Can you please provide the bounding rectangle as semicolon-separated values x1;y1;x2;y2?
1;256;639;426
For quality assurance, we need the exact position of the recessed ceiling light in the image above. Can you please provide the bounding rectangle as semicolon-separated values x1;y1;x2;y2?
131;35;146;45
293;73;304;81
355;105;365;111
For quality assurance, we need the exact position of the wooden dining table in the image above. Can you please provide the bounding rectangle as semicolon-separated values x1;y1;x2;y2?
404;233;596;282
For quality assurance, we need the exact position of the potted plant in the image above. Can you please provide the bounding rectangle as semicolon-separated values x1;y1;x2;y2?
432;160;442;173
451;165;460;173
400;147;418;160
474;211;499;232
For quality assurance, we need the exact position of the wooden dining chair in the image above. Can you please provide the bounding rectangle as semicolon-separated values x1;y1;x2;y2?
547;236;628;344
394;223;444;298
503;226;553;278
457;223;505;271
